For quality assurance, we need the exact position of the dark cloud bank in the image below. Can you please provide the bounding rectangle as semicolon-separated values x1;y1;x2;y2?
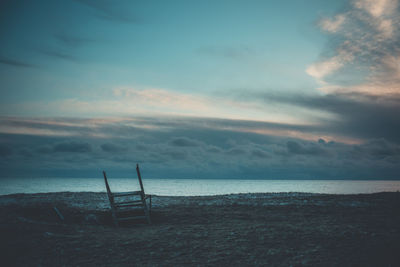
0;112;399;179
234;90;400;143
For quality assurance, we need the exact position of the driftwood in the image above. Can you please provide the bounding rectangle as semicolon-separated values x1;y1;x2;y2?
53;206;64;221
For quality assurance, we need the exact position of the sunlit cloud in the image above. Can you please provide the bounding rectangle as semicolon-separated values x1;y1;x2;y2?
354;0;397;18
306;50;354;81
307;0;400;96
319;14;346;33
0;113;367;146
6;86;326;127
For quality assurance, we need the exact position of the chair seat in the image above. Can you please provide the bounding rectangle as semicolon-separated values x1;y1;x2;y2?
115;200;144;209
115;200;143;205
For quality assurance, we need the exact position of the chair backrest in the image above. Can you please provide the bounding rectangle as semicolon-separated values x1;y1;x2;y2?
103;171;114;204
103;165;146;196
136;164;145;195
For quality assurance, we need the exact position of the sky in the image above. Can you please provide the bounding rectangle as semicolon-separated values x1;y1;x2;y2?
0;0;400;179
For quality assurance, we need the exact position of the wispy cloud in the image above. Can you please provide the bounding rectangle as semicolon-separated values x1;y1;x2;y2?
75;0;140;23
354;0;397;18
38;48;79;62
53;32;94;48
196;45;255;60
0;56;36;68
306;50;353;81
6;81;400;145
0;114;357;146
319;14;346;33
11;86;311;125
307;0;400;95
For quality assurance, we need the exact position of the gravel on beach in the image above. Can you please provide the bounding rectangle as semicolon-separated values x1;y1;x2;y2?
1;192;399;266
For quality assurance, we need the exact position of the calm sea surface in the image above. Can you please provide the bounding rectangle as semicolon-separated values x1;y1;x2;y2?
1;178;400;196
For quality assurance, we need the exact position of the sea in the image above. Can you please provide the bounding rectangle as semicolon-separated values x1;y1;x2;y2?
0;178;400;196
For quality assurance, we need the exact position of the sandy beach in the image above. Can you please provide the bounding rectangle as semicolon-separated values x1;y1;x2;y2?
1;192;399;266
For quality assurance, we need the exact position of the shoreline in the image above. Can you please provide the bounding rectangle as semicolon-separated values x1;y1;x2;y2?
2;179;400;197
1;192;400;266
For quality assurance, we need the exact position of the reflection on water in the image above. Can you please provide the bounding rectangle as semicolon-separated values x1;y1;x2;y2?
1;178;400;196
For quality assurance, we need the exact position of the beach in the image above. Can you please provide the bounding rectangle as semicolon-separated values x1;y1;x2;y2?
1;192;399;266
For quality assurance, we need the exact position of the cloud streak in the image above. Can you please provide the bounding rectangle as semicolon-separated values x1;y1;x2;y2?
39;49;79;62
9;86;318;127
0;56;36;68
53;32;94;48
75;0;140;23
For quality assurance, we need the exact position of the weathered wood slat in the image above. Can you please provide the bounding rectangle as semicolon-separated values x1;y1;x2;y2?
115;203;144;209
115;200;142;205
113;191;141;197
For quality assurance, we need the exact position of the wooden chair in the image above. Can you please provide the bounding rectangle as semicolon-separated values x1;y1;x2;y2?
103;164;151;226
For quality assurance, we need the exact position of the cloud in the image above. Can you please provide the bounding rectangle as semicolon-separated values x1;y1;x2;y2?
0;56;35;68
354;0;397;18
39;49;78;62
4;79;400;147
35;43;79;62
0;115;400;179
101;143;127;153
286;140;326;156
359;138;400;158
251;149;269;158
226;147;246;156
0;144;13;157
36;145;53;154
112;87;212;114
169;137;201;147
160;150;187;160
320;14;346;33
0;113;357;147
308;0;400;95
53;32;94;47
306;50;353;80
53;141;92;153
0;117;106;137
23;86;311;125
75;0;140;23
196;45;255;60
238;90;400;144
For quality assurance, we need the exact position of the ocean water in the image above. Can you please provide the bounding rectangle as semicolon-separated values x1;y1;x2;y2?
0;178;400;196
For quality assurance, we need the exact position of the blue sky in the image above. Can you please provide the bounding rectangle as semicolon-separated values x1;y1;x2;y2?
0;0;341;104
1;0;400;179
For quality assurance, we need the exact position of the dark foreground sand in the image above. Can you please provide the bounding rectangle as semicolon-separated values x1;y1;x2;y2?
0;192;399;266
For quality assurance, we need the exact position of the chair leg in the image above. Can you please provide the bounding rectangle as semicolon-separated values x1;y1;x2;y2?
111;208;119;227
149;195;152;215
144;207;151;224
141;195;151;224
